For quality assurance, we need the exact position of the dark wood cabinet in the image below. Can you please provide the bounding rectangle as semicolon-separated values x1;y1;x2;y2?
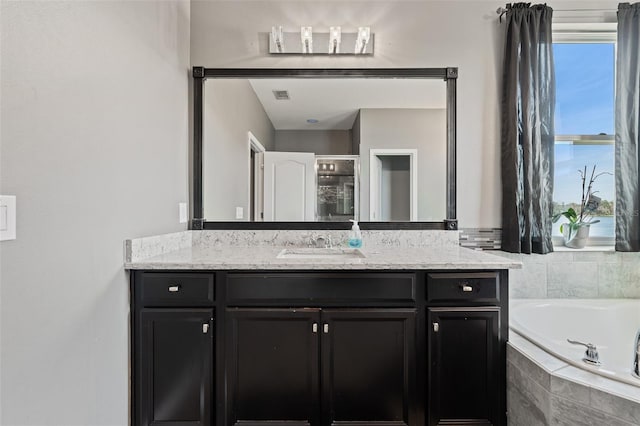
136;309;214;426
321;309;416;426
226;308;416;426
226;308;320;426
427;308;500;426
131;269;508;426
425;271;508;426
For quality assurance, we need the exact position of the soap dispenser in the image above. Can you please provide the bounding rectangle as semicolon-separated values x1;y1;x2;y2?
348;219;363;248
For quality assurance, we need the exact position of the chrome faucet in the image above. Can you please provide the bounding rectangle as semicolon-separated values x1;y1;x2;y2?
567;339;601;366
633;330;640;379
310;234;333;249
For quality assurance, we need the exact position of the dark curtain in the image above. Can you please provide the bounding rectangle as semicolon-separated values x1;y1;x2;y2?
501;3;555;254
615;2;640;252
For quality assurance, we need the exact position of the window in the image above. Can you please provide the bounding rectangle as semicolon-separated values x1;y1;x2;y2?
552;24;617;245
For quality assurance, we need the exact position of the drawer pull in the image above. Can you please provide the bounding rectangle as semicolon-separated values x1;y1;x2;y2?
323;324;329;334
202;323;209;334
461;284;473;292
433;322;439;332
312;323;318;333
168;285;181;293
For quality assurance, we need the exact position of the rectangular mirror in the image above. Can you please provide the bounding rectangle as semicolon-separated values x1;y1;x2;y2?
192;68;458;230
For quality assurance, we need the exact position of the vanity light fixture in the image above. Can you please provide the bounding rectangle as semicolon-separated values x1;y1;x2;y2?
268;26;374;55
301;26;313;54
329;26;341;54
271;26;284;53
355;26;371;54
320;163;335;172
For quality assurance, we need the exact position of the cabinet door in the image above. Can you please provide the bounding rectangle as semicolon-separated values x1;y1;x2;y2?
427;308;500;426
321;309;417;426
226;308;320;426
137;309;213;426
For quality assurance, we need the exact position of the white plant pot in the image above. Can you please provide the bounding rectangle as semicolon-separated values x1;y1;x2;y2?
563;225;590;249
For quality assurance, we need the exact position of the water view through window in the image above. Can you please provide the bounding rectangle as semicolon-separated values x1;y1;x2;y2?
553;42;615;239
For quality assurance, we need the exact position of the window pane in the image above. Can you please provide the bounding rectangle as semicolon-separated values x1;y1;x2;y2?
554;43;615;135
553;142;614;237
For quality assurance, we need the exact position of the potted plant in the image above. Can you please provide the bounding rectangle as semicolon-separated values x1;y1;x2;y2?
552;165;612;249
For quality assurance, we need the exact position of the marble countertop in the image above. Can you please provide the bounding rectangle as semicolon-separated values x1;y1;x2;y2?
125;244;521;270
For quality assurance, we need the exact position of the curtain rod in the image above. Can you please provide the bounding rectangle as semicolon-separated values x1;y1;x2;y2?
496;6;616;15
496;6;616;22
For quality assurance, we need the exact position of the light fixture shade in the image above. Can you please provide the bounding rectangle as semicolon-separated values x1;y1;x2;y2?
269;25;373;55
329;26;341;54
355;26;371;54
300;26;313;54
271;25;284;53
271;25;284;52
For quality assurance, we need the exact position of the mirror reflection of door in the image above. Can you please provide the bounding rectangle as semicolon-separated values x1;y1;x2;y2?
369;149;418;221
316;156;359;222
262;152;316;221
248;132;266;221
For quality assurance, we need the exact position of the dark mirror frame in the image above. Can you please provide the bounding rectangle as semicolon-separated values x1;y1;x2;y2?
192;67;458;231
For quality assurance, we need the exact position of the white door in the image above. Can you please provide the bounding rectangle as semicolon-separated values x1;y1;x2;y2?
263;152;316;221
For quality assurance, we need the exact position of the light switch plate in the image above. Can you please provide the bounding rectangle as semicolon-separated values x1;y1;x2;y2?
179;202;188;224
0;195;16;241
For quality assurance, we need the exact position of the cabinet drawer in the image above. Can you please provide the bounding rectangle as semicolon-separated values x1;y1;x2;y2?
226;273;416;306
137;272;214;306
427;272;499;304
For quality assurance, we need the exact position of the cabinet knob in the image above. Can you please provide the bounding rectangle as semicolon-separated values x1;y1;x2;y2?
202;323;209;334
168;285;181;293
323;324;329;334
461;283;473;292
433;322;439;332
312;323;318;333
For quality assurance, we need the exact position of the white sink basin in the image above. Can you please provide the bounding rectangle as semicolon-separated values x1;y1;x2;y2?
276;247;366;259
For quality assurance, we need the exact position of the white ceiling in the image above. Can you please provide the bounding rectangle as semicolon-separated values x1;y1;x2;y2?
248;78;446;130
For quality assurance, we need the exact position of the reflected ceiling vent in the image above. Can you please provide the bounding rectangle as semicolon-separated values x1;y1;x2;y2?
272;90;290;100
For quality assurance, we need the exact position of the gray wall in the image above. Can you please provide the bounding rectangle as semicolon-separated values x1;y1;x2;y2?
0;1;190;424
190;0;619;227
274;130;352;155
203;79;275;220
359;108;446;221
189;1;630;305
0;3;627;426
190;0;502;227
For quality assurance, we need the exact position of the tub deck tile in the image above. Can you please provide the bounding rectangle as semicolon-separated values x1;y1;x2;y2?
507;383;550;426
550;395;636;426
508;359;552;416
590;386;640;425
508;335;569;380
553;365;640;404
550;369;590;406
509;333;640;426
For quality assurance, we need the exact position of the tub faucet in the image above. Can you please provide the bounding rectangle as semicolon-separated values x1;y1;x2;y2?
633;330;640;379
567;339;601;366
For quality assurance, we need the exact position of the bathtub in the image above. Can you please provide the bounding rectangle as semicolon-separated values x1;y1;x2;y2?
510;299;640;387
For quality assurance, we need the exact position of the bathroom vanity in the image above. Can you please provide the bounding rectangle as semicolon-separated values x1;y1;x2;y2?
127;236;518;426
126;66;518;425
